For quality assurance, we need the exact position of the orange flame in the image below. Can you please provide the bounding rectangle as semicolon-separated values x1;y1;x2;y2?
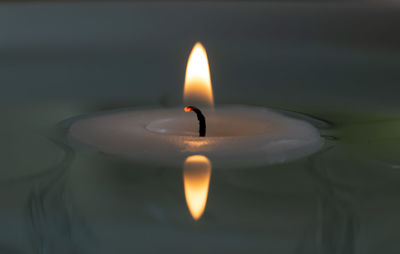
183;155;212;220
184;42;214;107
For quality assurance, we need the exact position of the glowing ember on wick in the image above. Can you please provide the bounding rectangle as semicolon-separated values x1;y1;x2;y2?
184;106;206;137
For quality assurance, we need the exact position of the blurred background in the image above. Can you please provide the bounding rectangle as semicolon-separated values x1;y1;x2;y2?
1;1;400;113
1;1;400;254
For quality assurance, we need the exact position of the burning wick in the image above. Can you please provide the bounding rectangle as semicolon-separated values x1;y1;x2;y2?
184;106;206;137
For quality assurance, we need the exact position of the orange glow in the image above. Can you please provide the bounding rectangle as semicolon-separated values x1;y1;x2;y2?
184;42;214;107
183;140;210;151
183;155;212;220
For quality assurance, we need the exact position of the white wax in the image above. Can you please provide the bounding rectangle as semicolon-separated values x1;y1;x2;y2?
68;105;323;168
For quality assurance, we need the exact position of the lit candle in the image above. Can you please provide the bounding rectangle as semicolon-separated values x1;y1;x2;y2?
68;42;323;168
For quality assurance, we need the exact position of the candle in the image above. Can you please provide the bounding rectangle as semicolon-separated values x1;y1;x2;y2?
68;42;323;168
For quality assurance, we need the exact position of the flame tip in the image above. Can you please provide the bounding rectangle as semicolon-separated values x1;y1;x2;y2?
194;42;204;48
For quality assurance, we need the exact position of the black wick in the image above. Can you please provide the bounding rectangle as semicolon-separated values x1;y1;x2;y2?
184;106;206;137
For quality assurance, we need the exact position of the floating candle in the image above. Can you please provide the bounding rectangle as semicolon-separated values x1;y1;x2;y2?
68;42;323;168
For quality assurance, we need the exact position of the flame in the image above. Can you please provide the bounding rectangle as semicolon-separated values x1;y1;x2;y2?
183;155;212;220
184;42;214;107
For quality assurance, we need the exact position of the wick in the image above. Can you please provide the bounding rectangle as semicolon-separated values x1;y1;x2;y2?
184;106;206;137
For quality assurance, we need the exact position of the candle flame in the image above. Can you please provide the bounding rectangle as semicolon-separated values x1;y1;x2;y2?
184;42;214;107
183;155;212;220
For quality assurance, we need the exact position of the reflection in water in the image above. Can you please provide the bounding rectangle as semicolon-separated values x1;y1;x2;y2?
0;139;79;254
183;139;210;152
183;155;212;220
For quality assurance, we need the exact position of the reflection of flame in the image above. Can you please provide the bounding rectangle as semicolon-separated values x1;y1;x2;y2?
183;140;210;152
184;42;214;107
183;155;212;220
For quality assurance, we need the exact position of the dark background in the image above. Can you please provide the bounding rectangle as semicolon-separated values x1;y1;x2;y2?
1;1;399;119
